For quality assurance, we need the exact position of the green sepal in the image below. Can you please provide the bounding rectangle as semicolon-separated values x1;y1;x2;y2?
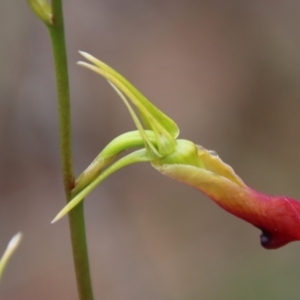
109;82;161;158
52;149;152;223
78;51;179;156
74;130;157;194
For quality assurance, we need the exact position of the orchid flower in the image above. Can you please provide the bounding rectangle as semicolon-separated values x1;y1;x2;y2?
52;52;300;249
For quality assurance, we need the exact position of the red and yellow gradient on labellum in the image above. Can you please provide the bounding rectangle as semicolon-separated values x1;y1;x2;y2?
154;145;300;249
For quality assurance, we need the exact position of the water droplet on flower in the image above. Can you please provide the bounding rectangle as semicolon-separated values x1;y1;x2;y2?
208;150;218;157
196;145;205;155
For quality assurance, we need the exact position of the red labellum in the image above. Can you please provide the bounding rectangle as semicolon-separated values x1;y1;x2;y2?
154;161;300;249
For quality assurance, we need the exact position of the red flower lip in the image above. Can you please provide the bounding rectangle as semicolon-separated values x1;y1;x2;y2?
154;146;300;249
216;190;300;249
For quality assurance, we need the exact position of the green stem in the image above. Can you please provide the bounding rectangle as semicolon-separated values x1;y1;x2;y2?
47;1;94;299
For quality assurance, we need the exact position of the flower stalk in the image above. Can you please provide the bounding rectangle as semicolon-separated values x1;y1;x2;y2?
27;1;94;299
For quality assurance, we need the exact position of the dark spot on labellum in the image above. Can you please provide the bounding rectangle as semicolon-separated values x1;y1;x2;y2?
259;229;289;249
260;233;271;246
260;230;277;249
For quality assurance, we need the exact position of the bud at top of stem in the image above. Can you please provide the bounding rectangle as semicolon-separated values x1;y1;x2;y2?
27;0;53;26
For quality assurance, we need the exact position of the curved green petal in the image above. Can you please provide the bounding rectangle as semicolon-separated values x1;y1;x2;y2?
109;82;160;158
78;51;178;155
79;51;179;138
74;130;158;195
52;149;152;223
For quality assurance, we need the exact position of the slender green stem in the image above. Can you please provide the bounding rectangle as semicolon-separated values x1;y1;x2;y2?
47;1;94;299
48;1;73;190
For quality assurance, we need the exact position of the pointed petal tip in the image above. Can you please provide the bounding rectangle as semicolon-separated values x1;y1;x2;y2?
0;232;23;279
51;213;63;224
7;233;22;250
77;61;94;70
78;51;95;62
78;50;88;56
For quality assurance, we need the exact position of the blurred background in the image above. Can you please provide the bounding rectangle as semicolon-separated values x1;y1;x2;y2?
1;1;300;299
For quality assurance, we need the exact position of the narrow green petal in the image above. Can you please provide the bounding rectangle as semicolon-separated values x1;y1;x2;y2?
78;51;179;138
52;149;152;223
99;130;156;158
78;52;178;155
74;130;157;195
78;60;176;155
109;82;160;158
